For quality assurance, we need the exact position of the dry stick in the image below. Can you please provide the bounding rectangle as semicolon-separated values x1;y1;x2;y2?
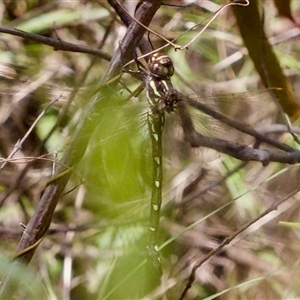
0;155;52;209
257;124;300;135
179;186;300;300
108;0;133;26
0;25;111;61
181;0;249;49
103;0;163;82
0;96;60;171
115;0;181;50
232;0;300;119
0;155;53;165
108;0;153;59
177;100;300;165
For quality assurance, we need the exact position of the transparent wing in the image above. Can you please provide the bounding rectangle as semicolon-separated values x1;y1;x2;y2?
182;90;282;143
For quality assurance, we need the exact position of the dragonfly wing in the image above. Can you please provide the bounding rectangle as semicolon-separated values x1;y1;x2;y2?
186;90;279;143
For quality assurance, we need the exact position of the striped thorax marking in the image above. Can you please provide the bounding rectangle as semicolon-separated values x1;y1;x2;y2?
146;53;175;110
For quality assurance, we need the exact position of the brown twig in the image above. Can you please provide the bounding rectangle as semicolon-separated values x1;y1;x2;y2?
103;0;163;82
177;100;300;165
0;25;111;61
179;186;300;299
0;95;60;172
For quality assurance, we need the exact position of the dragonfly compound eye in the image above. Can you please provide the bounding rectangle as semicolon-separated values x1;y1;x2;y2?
149;53;175;79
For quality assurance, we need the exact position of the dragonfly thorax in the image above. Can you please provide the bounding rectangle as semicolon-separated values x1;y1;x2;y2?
149;53;174;80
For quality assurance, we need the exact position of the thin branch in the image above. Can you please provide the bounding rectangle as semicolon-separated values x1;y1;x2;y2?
179;186;300;299
181;0;249;49
177;101;300;165
0;96;59;171
0;25;111;61
103;0;162;82
114;0;181;50
107;0;154;58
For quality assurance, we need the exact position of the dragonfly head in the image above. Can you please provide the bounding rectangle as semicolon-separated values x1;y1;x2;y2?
148;53;174;80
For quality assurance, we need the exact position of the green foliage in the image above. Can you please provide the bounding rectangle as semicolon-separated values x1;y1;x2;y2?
0;254;46;300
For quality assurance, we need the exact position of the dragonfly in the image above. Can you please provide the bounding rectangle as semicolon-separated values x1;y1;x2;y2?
124;51;300;275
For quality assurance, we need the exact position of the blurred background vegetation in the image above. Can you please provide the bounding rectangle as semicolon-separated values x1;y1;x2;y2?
1;0;300;299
